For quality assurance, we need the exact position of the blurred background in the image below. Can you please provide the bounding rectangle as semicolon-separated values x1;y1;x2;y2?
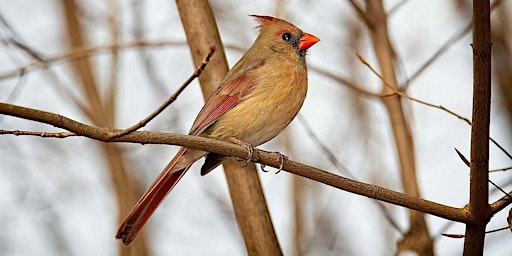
0;0;511;255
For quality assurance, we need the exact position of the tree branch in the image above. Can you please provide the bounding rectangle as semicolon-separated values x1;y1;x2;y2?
0;101;469;224
0;40;187;80
175;1;282;255
108;46;215;139
463;0;492;255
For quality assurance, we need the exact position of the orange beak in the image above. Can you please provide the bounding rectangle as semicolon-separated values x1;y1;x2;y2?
298;33;320;50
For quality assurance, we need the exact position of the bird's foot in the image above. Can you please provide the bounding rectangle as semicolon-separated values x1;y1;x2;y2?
260;151;288;174
229;137;255;167
273;152;288;174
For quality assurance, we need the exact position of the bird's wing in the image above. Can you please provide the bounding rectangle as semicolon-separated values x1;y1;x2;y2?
188;59;265;136
116;59;265;245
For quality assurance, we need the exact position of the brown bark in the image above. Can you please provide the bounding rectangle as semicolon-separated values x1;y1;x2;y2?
463;0;492;255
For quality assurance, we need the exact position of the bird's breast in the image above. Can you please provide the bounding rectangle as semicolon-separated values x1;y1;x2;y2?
204;61;307;146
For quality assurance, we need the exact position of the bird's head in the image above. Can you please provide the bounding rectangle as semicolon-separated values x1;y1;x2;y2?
251;15;319;59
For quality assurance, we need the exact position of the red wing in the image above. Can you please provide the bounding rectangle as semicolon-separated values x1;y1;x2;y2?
188;59;264;136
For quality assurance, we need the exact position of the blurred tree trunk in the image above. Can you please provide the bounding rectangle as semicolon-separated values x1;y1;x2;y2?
361;1;434;254
175;1;282;255
492;4;512;133
59;1;149;255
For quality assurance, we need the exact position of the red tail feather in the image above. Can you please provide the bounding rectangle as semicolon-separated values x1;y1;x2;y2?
116;148;205;245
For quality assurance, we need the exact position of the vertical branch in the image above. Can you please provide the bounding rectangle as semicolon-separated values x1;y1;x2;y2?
463;0;492;255
492;5;512;135
106;0;119;126
362;1;433;255
60;0;104;123
281;130;305;256
175;1;282;255
292;174;305;256
59;1;149;255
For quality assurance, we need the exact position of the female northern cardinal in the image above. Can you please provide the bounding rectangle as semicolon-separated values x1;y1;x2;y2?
116;15;319;245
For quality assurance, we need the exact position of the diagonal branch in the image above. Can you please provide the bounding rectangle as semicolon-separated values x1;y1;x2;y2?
0;40;187;80
402;0;505;89
358;52;512;161
108;46;215;139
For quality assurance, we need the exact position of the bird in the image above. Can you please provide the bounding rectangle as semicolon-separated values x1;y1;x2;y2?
116;15;319;246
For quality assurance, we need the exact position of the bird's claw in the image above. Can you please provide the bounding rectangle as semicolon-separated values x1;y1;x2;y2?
228;137;287;173
260;151;288;174
273;152;288;174
230;137;255;167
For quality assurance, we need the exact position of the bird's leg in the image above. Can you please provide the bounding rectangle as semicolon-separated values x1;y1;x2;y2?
273;152;288;174
258;150;288;174
229;137;255;167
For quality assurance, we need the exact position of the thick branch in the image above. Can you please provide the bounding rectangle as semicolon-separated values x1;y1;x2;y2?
175;1;282;255
464;0;493;254
490;192;512;214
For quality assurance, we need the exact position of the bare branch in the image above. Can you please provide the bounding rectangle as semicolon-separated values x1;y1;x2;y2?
357;52;512;161
402;0;505;89
0;40;187;80
309;64;379;97
490;192;512;215
463;0;492;253
455;148;471;168
0;129;76;138
0;101;469;224
347;0;371;25
489;166;512;173
108;46;215;139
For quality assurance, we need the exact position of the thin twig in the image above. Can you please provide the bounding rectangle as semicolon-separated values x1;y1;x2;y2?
0;40;188;80
388;0;409;16
0;12;47;61
297;114;354;178
442;226;510;239
489;166;512;173
347;0;371;25
490;191;512;214
356;52;512;161
402;0;505;89
108;46;215;139
489;137;512;160
0;129;76;138
403;22;471;89
455;148;471;167
356;52;398;93
309;64;379;97
451;147;510;203
488;179;512;200
441;227;509;238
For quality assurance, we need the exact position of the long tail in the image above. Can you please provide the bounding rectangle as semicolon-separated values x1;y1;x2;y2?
116;148;205;246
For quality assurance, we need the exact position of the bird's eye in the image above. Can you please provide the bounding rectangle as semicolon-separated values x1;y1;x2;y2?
281;32;291;41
